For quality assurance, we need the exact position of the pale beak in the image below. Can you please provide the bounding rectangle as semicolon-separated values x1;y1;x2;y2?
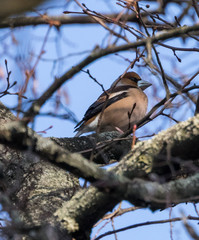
138;80;152;90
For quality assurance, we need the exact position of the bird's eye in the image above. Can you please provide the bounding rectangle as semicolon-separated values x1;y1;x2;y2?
129;77;140;82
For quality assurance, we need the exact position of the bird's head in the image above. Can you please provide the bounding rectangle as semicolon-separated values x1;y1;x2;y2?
112;72;152;90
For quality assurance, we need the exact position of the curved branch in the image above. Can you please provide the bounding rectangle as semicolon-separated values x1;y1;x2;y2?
1;101;199;238
55;114;199;238
23;23;199;120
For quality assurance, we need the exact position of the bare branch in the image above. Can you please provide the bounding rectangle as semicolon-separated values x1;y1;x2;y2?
96;215;199;240
22;23;199;122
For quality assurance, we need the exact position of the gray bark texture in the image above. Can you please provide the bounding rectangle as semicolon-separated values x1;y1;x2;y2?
0;101;199;239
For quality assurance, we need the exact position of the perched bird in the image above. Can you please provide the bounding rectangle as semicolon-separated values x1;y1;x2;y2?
74;72;151;137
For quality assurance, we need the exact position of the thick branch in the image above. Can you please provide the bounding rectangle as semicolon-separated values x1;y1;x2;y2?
0;121;112;182
52;132;132;164
0;102;80;239
55;172;199;239
2;112;199;185
125;173;199;209
55;114;199;238
1;102;199;238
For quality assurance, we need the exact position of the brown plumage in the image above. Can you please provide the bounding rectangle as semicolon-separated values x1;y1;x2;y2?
74;72;151;137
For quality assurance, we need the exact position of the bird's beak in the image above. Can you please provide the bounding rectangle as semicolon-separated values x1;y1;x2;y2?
138;80;152;90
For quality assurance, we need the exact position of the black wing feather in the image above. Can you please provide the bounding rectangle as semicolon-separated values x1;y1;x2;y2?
74;85;137;130
74;91;128;130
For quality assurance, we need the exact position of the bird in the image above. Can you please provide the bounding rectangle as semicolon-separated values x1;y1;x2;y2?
74;72;151;137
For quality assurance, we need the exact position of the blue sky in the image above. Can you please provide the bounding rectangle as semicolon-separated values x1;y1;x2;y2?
0;0;199;239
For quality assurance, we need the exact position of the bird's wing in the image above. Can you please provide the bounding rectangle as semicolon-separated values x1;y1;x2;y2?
74;86;136;129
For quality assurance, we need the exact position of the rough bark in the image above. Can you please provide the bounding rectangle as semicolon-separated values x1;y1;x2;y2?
1;101;199;239
0;103;79;239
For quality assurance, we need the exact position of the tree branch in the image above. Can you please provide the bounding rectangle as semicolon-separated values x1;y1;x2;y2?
23;23;199;120
1;101;199;238
0;10;160;28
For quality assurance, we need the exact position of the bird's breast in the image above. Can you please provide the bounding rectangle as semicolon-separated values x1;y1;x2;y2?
99;88;148;132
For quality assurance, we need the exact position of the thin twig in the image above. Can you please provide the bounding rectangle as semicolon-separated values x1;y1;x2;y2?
192;0;199;18
22;23;199;122
95;216;199;240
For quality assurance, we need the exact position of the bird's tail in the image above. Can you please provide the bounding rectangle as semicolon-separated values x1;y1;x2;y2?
74;124;92;137
74;130;83;137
